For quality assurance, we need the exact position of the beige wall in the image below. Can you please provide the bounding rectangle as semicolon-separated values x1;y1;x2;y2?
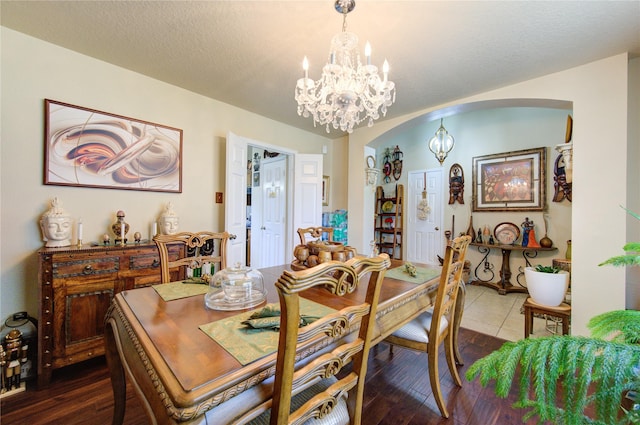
348;53;636;335
0;28;342;318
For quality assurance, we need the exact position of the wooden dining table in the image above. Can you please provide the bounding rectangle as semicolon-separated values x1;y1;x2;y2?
105;259;464;424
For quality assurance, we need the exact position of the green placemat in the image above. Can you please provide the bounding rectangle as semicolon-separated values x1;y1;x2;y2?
152;281;209;301
199;298;335;366
385;265;440;284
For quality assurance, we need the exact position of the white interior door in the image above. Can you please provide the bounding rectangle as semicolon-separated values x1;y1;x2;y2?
406;169;443;266
293;154;323;253
257;157;286;267
225;131;248;266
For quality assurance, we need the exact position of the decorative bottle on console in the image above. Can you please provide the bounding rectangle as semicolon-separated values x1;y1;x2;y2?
111;210;129;245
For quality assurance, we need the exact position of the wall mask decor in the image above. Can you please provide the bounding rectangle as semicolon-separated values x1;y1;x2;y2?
392;145;403;181
553;115;573;202
552;154;572;202
448;163;464;204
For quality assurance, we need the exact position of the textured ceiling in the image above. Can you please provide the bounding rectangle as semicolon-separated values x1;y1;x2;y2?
2;1;639;138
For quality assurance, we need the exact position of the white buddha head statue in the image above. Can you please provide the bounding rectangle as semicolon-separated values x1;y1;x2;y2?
40;197;72;247
158;202;179;235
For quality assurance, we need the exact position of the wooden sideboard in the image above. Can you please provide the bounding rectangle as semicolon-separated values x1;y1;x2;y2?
37;242;182;387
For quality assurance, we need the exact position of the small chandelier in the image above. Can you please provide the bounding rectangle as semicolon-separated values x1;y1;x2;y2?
428;119;455;165
295;0;396;134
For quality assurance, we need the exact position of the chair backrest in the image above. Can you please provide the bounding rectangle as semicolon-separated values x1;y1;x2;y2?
429;235;471;343
153;231;229;283
296;227;334;246
269;253;391;425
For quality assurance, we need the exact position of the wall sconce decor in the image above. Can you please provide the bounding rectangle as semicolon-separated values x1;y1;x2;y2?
428;118;455;165
392;145;403;180
382;148;392;183
365;155;380;187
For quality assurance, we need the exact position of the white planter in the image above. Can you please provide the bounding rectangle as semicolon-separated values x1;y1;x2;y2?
524;267;570;307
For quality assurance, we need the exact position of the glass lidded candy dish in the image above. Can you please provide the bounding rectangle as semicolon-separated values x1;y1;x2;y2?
204;263;266;311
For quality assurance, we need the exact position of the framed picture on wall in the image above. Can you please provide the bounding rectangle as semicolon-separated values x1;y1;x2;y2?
44;99;183;193
472;147;546;212
322;175;330;206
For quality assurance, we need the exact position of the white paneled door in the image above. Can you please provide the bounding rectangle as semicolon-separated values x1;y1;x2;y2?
225;131;249;267
292;154;323;253
406;169;443;266
257;157;286;268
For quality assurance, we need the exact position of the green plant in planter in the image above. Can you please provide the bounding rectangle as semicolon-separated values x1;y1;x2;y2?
466;208;640;425
533;264;561;273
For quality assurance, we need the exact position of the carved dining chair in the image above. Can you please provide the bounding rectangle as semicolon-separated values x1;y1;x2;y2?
297;226;334;245
242;253;391;425
153;231;229;283
384;235;471;418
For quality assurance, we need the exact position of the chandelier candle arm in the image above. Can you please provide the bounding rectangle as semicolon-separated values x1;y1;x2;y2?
365;42;371;65
294;0;396;133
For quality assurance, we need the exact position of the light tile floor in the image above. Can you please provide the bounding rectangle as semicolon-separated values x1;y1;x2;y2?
461;283;559;341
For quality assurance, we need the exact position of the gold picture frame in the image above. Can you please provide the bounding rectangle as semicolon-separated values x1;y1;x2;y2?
472;147;546;212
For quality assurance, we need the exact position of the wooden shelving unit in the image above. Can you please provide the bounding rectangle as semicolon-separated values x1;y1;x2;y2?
374;184;403;259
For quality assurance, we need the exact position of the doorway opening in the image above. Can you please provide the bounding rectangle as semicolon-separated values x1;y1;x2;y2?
247;146;289;269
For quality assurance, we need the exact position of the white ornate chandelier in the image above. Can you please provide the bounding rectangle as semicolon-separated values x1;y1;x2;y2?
295;0;396;134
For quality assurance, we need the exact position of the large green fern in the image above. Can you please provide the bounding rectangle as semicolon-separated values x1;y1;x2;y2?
466;311;640;424
467;207;640;424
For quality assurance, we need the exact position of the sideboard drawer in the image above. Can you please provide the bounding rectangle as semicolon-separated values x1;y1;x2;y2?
130;245;181;270
130;252;161;270
52;256;119;279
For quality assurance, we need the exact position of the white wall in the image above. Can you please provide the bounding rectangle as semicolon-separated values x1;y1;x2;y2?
0;28;337;318
626;57;640;309
348;53;633;336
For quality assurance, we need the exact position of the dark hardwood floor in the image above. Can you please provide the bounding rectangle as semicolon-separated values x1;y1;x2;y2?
1;328;534;424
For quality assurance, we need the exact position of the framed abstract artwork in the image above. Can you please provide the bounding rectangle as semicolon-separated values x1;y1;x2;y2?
44;99;183;192
472;147;546;212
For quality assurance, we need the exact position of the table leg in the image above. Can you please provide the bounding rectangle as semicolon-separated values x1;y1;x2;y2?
104;316;126;425
524;304;533;338
498;248;513;293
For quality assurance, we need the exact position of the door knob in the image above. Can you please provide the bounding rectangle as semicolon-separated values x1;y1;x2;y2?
435;227;439;231
261;226;266;230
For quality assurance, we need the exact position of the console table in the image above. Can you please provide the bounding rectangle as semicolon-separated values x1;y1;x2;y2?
470;242;557;295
